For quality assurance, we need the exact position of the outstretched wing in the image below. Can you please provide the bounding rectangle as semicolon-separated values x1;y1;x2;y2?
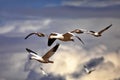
25;33;37;39
48;33;58;46
98;24;112;34
75;36;84;45
42;43;60;60
89;31;95;33
25;32;45;39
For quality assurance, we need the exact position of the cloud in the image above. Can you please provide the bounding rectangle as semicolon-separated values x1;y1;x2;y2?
39;44;120;80
0;19;52;35
1;3;120;20
1;40;120;80
80;52;120;80
85;56;104;69
62;0;120;7
0;17;120;80
0;26;15;34
0;52;28;80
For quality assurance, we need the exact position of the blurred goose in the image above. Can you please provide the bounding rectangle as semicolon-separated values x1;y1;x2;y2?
25;32;45;39
48;32;84;46
70;29;89;34
26;43;60;63
88;24;112;37
84;65;95;74
40;67;48;76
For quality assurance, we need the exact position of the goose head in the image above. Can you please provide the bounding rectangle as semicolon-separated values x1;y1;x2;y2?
36;32;45;37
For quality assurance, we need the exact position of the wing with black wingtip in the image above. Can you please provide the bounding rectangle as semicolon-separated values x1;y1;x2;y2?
25;32;45;39
25;33;37;39
42;43;60;60
26;48;38;55
48;38;56;46
75;36;84;45
98;24;112;34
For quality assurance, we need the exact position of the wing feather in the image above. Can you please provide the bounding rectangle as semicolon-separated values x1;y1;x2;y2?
42;43;60;60
98;24;112;34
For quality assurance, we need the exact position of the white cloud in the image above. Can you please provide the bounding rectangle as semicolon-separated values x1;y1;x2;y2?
39;44;120;80
1;42;120;80
0;52;28;80
0;19;52;35
43;19;52;26
0;26;15;34
17;19;52;33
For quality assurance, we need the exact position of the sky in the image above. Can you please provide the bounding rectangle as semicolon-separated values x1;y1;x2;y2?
0;0;120;80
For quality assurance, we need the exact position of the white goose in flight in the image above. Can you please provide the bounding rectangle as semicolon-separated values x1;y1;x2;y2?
26;43;60;63
87;24;112;37
83;65;95;74
40;67;48;76
70;29;89;34
48;32;84;46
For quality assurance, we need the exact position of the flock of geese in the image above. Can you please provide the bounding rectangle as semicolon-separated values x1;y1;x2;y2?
25;24;112;75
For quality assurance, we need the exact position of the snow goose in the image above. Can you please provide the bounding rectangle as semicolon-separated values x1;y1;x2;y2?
40;67;48;76
25;32;45;39
87;24;112;37
83;65;95;74
26;43;60;63
48;32;84;46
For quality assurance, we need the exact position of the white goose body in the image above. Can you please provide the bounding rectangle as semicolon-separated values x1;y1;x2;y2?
49;33;64;39
29;52;44;62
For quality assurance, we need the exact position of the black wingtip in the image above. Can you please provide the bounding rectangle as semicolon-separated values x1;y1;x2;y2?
25;36;29;39
75;36;85;45
110;24;112;26
26;48;38;54
26;48;31;52
25;37;28;39
48;38;56;46
24;33;34;40
108;24;112;28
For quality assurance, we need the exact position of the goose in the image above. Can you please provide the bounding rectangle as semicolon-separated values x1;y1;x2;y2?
40;67;48;76
70;29;89;34
48;32;84;46
26;43;60;63
87;24;112;37
83;65;95;74
25;32;45;39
